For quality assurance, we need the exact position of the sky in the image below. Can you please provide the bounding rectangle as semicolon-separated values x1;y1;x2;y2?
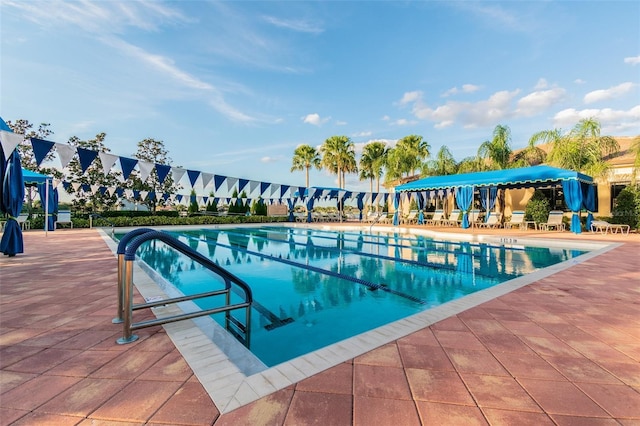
1;0;639;194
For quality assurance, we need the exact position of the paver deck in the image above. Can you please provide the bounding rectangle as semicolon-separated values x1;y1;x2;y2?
1;226;639;425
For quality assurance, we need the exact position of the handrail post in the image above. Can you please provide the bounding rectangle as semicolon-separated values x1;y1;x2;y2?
112;253;125;324
117;259;139;344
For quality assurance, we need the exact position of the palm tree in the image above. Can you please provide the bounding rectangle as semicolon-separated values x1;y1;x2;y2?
629;135;640;185
396;134;431;176
423;145;457;176
478;124;513;170
291;144;321;188
320;136;356;189
530;118;619;178
360;141;388;212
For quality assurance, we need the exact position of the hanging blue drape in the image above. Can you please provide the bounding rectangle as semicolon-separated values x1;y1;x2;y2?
455;186;474;229
562;180;583;234
356;193;365;221
479;186;498;222
1;150;25;256
581;183;596;231
37;180;57;231
392;192;401;226
416;191;425;224
306;197;315;223
287;198;295;222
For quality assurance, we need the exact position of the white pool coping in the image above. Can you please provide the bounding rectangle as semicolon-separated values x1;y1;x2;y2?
98;224;618;413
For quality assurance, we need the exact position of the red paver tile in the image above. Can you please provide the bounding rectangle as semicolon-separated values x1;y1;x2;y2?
0;371;37;394
0;407;29;425
296;362;353;394
431;316;469;331
0;345;45;367
37;377;129;417
477;331;532;353
596;359;640;387
482;408;555;425
89;347;167;379
353;342;402;367
405;368;474;405
444;348;508;376
149;381;219;425
396;327;439;347
492;351;565;380
461;318;509;335
550;414;622;426
461;373;542;412
215;387;293;425
416;401;488;425
136;349;194;382
434;330;486;350
520;335;585;358
45;350;122;377
518;378;609;417
575;382;640;418
0;375;81;411
10;412;84;425
398;343;454;371
353;364;411;400
285;391;352;426
89;379;183;422
354;396;419;426
4;347;81;374
499;320;557;338
543;355;623;384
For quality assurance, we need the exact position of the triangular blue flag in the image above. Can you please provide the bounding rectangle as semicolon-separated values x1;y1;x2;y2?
238;178;249;193
133;190;140;199
115;188;124;197
119;157;138;180
77;148;98;174
280;185;290;198
155;163;171;184
162;193;170;201
214;175;226;191
147;191;156;201
30;138;55;167
176;194;183;202
260;182;270;195
187;169;200;187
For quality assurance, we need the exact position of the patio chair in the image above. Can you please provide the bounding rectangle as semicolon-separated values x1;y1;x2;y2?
539;210;565;231
468;209;482;227
476;213;501;228
442;209;461;226
379;213;394;224
590;219;630;235
503;211;525;229
17;214;31;230
424;209;445;226
402;210;418;225
55;210;73;229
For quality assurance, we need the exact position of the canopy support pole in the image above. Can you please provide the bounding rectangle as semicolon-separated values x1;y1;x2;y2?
45;178;49;237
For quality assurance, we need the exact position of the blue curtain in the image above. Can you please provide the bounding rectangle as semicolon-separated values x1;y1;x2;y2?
306;197;315;223
581;183;596;231
416;191;425;224
479;186;498;221
0;151;25;256
356;193;365;221
562;180;583;233
455;186;474;229
287;198;295;222
37;180;57;231
392;192;401;225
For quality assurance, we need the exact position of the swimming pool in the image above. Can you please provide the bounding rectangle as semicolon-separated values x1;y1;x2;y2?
119;225;587;367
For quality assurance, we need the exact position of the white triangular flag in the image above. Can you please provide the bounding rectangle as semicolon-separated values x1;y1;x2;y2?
138;161;154;182
0;131;24;161
55;143;76;168
99;152;118;176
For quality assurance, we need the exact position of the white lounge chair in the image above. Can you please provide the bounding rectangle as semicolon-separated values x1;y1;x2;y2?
539;210;565;231
55;210;73;229
402;210;418;225
590;220;630;235
442;209;461;226
477;214;501;228
468;209;482;227
504;211;525;229
17;214;31;230
424;209;445;226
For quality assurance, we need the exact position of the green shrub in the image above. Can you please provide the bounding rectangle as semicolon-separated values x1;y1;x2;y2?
251;198;268;216
525;190;551;224
612;185;640;229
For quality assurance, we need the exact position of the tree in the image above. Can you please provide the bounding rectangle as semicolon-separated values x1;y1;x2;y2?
128;138;178;213
478;124;513;170
359;141;388;211
630;135;640;185
65;133;122;213
291;144;321;188
456;155;487;173
187;189;199;214
424;145;457;176
320;135;356;189
385;135;430;180
530;118;619;178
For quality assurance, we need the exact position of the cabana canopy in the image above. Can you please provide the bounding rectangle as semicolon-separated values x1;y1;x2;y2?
395;165;593;191
395;165;595;233
22;168;49;186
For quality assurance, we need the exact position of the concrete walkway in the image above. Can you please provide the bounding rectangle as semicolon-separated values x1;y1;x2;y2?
1;227;639;425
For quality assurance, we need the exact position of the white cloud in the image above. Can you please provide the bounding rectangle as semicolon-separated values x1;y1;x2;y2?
391;118;416;126
381;115;391;121
624;56;640;65
583;82;637;104
261;156;281;163
302;113;330;126
516;88;566;116
336;120;348;126
353;131;372;137
553;105;640;133
398;91;422;105
442;84;480;97
534;78;548;90
574;79;587;84
262;16;324;34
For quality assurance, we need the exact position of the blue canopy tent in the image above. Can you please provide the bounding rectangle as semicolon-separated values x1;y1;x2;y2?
23;168;58;233
395;165;595;233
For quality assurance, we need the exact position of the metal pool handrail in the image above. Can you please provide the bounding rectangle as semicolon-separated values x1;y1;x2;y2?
115;229;253;346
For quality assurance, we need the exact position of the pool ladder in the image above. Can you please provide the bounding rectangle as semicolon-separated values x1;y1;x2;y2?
113;229;253;347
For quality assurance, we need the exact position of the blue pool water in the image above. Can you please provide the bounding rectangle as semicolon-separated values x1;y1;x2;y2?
121;226;587;367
